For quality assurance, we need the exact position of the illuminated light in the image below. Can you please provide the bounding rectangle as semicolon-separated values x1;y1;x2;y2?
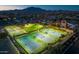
4;24;72;53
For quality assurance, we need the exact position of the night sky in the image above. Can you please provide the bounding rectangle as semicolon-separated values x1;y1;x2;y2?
0;5;79;11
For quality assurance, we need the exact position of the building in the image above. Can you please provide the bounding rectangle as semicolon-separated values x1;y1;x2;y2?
60;20;68;28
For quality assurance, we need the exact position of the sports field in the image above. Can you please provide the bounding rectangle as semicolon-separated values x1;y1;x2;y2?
4;25;26;36
4;24;71;53
4;24;43;36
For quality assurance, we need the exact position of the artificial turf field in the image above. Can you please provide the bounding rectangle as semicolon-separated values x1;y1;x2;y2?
4;24;71;54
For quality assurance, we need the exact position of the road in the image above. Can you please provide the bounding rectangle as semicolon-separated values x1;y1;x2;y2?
64;32;79;54
0;36;19;54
